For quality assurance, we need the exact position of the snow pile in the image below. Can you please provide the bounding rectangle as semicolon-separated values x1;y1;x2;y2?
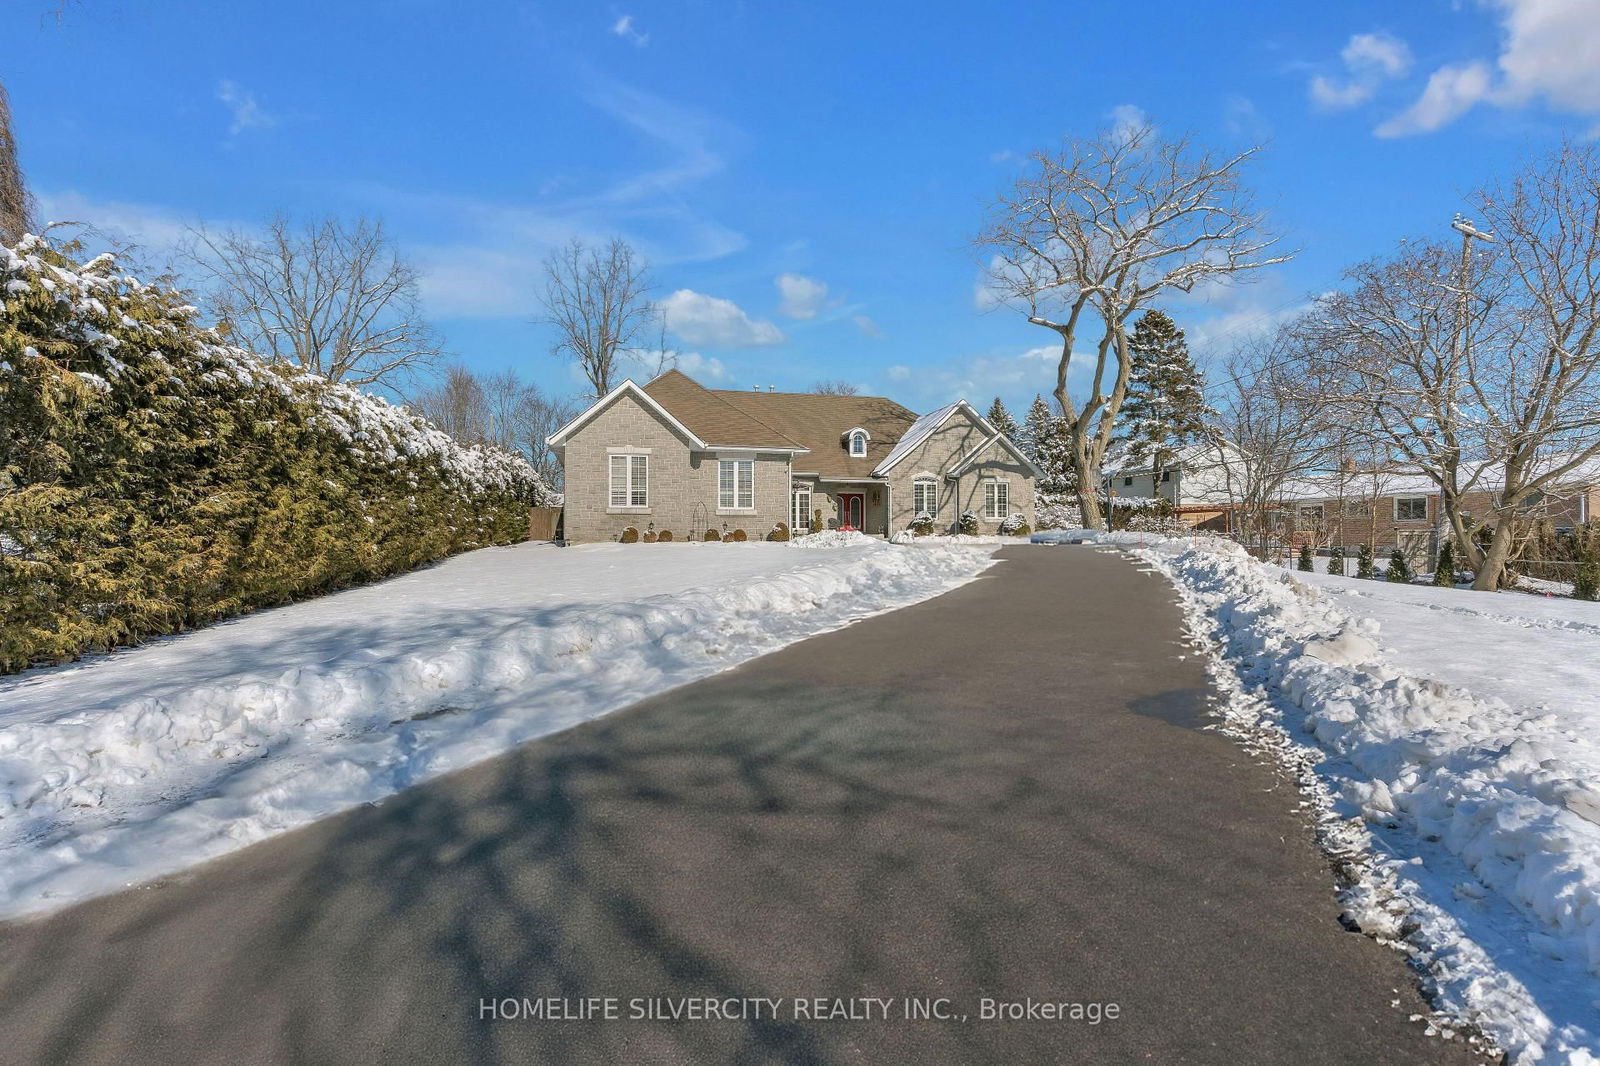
0;538;996;918
1069;530;1600;1063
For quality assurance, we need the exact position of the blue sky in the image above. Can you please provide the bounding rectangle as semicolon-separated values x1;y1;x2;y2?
4;0;1595;415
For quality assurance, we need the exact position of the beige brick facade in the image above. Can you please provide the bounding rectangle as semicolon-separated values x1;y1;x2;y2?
883;408;1035;534
561;394;793;543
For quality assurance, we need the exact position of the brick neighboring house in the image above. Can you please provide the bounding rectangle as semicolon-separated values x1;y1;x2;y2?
548;369;1041;543
1277;464;1600;568
1104;446;1600;568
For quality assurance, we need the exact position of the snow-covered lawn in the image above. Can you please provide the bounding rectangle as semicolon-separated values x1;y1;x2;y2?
0;535;997;919
1045;530;1600;1065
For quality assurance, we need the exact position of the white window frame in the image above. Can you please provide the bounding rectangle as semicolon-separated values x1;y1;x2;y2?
791;488;812;532
983;480;1010;520
912;478;939;516
609;453;648;509
1394;496;1428;521
849;431;867;457
1298;504;1324;521
718;459;755;511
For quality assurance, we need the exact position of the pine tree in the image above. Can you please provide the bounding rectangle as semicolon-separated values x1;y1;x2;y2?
1298;543;1314;572
1575;559;1599;602
986;396;1020;443
1356;542;1375;579
1387;548;1412;583
1327;545;1345;576
1119;310;1210;498
1023;394;1078;497
1432;541;1456;587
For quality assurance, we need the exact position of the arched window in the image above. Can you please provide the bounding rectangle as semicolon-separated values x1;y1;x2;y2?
844;428;870;457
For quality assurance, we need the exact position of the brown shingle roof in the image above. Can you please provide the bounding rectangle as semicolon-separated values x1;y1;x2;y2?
640;370;807;451
709;387;918;479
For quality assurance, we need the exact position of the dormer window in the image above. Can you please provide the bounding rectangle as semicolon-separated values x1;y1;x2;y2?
844;428;870;457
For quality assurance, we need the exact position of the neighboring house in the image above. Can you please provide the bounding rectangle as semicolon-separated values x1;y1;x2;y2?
1277;462;1600;567
1101;440;1250;528
548;369;1040;543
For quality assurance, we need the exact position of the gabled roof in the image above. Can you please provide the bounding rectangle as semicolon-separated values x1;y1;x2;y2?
643;370;809;451
709;385;918;478
547;378;709;449
947;431;1047;480
873;402;961;476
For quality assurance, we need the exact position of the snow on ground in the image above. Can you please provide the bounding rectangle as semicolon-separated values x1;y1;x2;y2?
0;535;997;919
1037;529;1600;1064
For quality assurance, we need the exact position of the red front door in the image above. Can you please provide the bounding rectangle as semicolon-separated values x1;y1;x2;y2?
839;493;865;531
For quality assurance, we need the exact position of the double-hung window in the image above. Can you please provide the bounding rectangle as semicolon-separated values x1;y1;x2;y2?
609;454;648;508
912;479;939;516
983;480;1010;520
719;459;755;510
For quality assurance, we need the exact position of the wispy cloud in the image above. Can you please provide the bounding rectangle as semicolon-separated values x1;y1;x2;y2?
1308;31;1412;111
400;78;748;318
610;14;649;47
852;314;884;339
216;80;277;137
1107;103;1150;143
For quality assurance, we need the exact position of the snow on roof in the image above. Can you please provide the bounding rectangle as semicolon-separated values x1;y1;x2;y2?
873;402;960;476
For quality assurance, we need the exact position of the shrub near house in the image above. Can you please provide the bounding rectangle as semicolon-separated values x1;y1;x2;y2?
0;238;550;673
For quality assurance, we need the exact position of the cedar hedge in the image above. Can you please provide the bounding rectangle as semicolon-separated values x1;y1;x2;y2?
0;237;552;674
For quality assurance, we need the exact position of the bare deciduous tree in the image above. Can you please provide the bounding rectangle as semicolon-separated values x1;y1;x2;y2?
413;365;578;490
185;214;442;391
1207;325;1338;557
1300;237;1507;570
811;380;859;395
538;237;655;399
0;82;32;245
974;122;1289;528
1463;142;1600;590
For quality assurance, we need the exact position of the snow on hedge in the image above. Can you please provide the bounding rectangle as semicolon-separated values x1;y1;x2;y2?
1040;529;1600;1064
0;537;996;918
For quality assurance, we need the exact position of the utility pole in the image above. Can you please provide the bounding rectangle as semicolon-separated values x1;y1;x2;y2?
1447;215;1494;566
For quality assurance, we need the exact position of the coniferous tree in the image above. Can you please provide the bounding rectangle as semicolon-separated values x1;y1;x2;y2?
1387;548;1412;583
1298;543;1314;572
986;396;1021;442
1023;394;1078;496
1120;310;1210;499
1575;559;1599;601
1433;541;1456;587
1327;545;1345;576
1356;542;1376;579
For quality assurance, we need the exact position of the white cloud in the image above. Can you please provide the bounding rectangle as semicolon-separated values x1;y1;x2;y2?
657;289;784;349
626;349;728;382
1376;0;1600;136
885;364;911;381
1309;31;1413;110
852;314;884;339
1223;95;1272;141
35;190;197;251
217;80;277;136
1375;62;1495;137
1107;103;1150;143
611;14;649;46
775;272;828;319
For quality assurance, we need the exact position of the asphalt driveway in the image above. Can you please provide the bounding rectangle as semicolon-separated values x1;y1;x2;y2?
0;546;1485;1065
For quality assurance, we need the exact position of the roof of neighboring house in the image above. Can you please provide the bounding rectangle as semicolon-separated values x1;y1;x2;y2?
706;383;919;479
639;370;809;452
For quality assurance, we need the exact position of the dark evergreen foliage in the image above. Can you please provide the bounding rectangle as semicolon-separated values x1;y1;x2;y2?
1433;541;1456;587
1327;545;1345;576
1356;542;1376;579
1298;543;1314;572
0;239;548;673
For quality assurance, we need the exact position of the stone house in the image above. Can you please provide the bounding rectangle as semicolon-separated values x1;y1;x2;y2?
548;369;1040;543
